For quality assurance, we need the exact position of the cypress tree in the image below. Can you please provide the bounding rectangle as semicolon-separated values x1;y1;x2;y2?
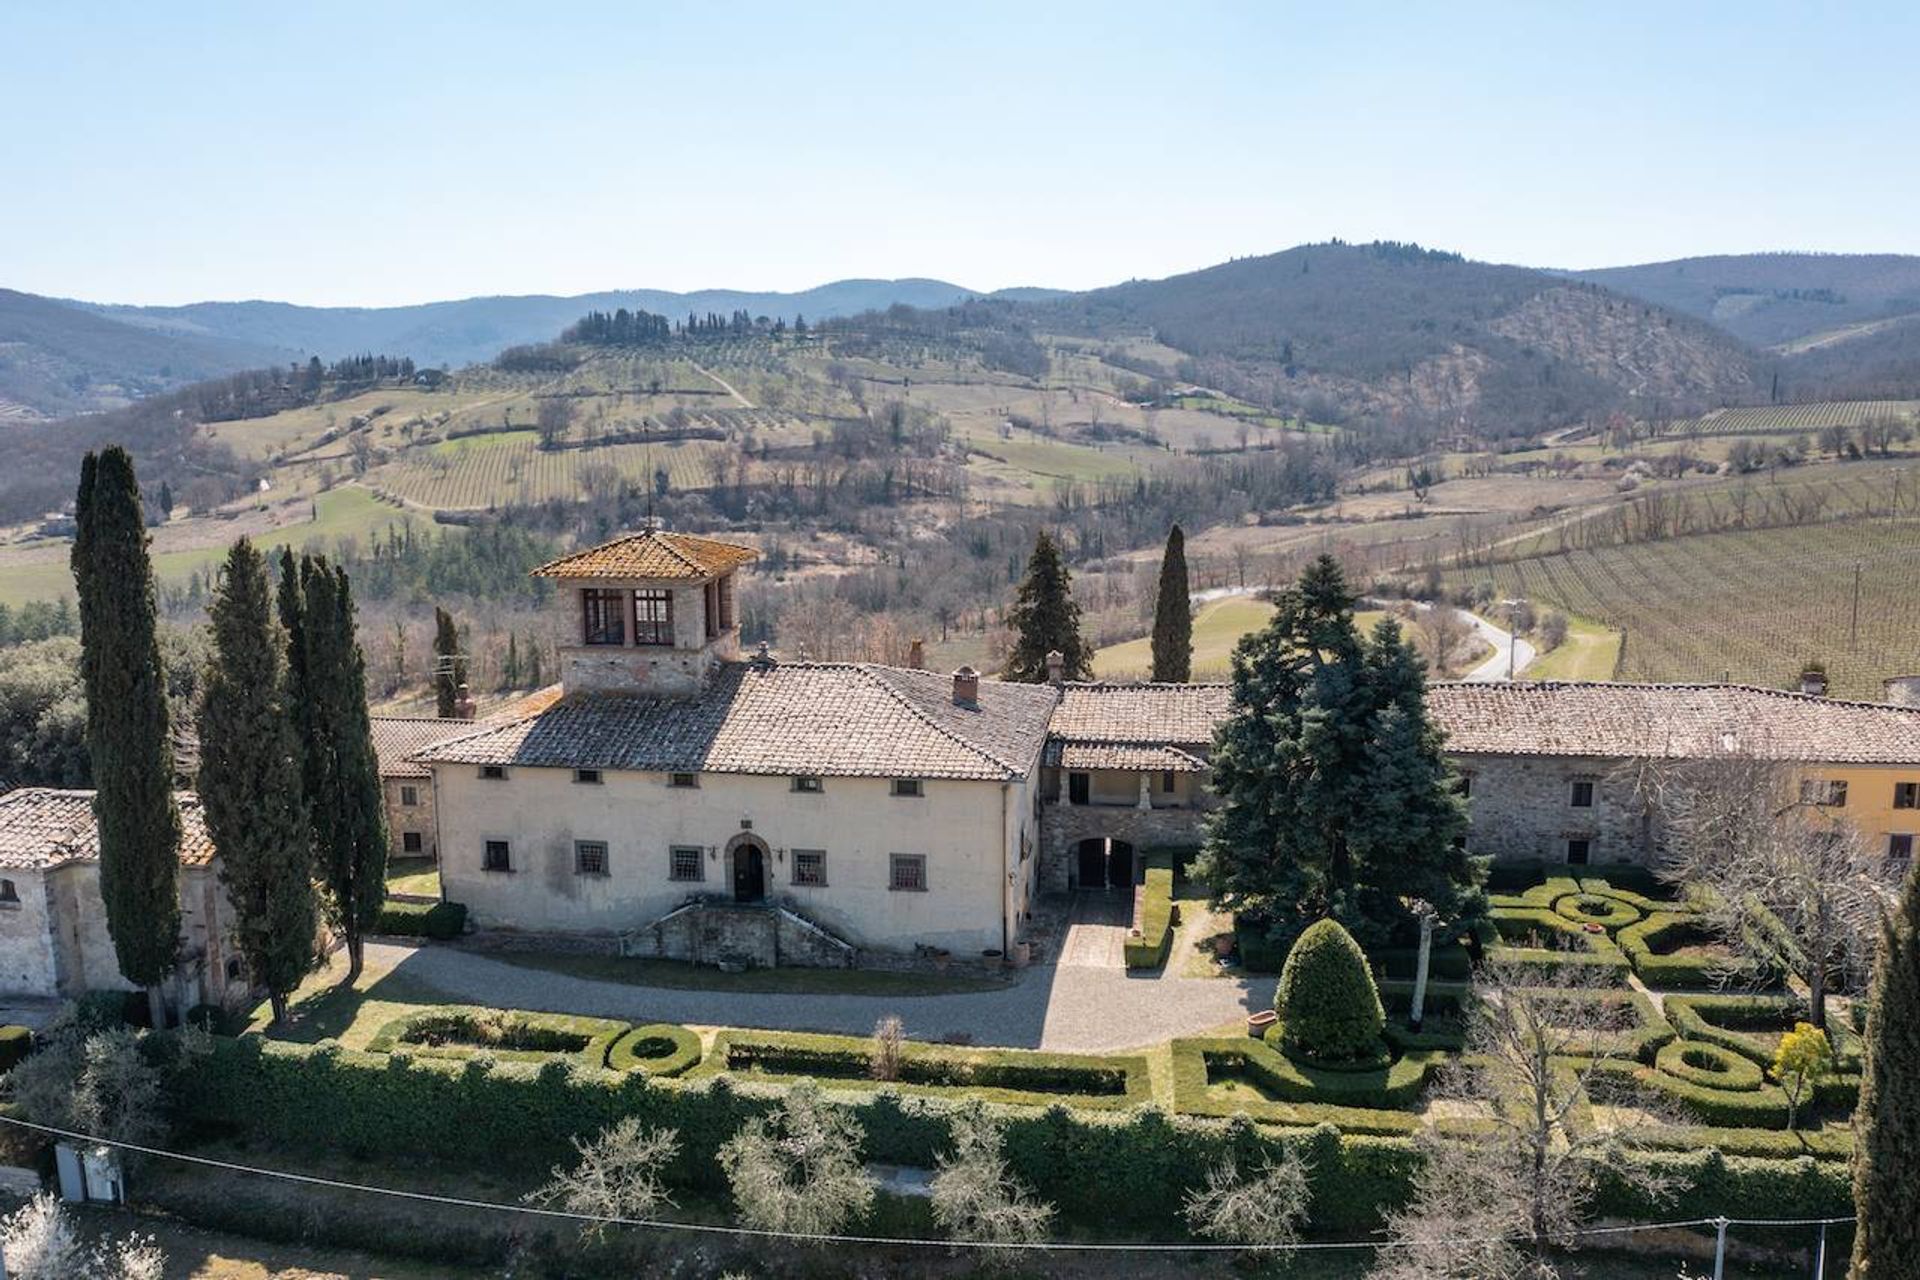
1850;858;1920;1276
294;558;390;985
197;539;316;1024
1149;524;1192;683
1003;531;1092;683
433;606;463;717
71;447;180;1027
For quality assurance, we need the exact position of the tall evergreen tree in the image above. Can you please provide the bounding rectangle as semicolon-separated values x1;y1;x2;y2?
1003;531;1091;683
197;539;316;1024
1850;858;1920;1277
432;606;463;717
283;555;389;985
71;448;180;1027
1194;556;1484;952
1149;524;1192;683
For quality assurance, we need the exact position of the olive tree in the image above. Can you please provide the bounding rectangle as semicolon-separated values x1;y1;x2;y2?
719;1084;876;1237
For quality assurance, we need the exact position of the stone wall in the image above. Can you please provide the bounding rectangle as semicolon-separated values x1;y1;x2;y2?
1039;802;1209;893
0;870;61;997
620;897;856;968
384;777;437;862
1457;753;1653;867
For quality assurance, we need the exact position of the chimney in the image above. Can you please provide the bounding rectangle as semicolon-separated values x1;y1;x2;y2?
1799;663;1828;698
453;681;477;720
951;666;979;708
1045;649;1064;686
1883;675;1920;708
908;639;925;671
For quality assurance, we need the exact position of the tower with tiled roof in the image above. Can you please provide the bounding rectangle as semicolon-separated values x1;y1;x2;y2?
533;528;759;697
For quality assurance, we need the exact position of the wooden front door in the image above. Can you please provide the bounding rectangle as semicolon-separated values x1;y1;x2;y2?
733;842;766;903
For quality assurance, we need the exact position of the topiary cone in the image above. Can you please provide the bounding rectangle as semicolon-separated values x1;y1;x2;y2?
1275;918;1386;1062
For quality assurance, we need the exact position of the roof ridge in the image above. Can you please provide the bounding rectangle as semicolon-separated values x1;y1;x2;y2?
858;664;1041;778
1430;680;1920;713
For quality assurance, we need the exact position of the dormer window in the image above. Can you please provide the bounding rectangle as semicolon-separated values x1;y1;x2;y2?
582;589;625;646
633;589;674;646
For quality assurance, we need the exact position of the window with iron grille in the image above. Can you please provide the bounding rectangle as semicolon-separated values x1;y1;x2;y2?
1570;779;1595;808
669;772;699;789
402;831;422;853
575;841;609;876
480;765;507;781
633;589;673;646
581;588;625;646
574;768;602;785
889;853;927;892
792;850;826;886
1566;838;1591;866
792;775;823;794
483;840;512;872
669;846;704;882
890;778;922;798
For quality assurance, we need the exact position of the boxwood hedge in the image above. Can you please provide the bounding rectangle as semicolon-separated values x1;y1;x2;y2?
366;1007;629;1067
1485;908;1631;979
1123;851;1176;970
606;1024;703;1077
375;900;468;941
1167;1039;1426;1135
1654;1040;1765;1092
1664;995;1863;1071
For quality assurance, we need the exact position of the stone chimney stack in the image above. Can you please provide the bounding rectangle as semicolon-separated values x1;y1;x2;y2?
1045;649;1064;686
453;681;477;720
951;666;980;708
1799;664;1829;698
908;639;925;671
1883;674;1920;707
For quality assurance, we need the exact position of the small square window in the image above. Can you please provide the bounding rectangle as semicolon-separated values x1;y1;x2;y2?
483;840;512;872
792;775;823;794
792;850;827;886
890;778;922;798
1570;780;1595;809
889;853;927;892
669;846;704;882
1889;833;1914;864
402;831;423;854
1894;782;1918;810
575;841;609;876
1566;838;1591;866
669;773;699;789
0;878;17;906
399;784;419;807
480;765;507;781
574;769;603;785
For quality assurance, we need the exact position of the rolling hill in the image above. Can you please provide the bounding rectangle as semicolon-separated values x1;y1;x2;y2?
1571;253;1920;350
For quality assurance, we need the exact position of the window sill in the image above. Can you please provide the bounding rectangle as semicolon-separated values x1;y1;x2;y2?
482;866;514;875
791;881;828;889
888;886;928;894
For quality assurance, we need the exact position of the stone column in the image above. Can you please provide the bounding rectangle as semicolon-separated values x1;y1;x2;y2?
1057;770;1070;805
1137;773;1153;810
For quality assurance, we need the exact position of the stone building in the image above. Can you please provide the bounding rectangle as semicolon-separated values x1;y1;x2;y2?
369;716;471;862
413;530;1057;961
0;788;247;1006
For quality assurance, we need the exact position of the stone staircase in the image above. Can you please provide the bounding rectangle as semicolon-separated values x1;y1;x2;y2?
619;896;858;969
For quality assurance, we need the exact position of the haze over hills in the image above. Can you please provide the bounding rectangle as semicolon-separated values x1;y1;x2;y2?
7;244;1920;426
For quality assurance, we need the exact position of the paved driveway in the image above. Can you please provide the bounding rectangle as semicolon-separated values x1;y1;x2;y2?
367;939;1275;1054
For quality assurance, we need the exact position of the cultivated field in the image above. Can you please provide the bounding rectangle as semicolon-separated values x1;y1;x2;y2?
1677;400;1920;436
1449;518;1920;698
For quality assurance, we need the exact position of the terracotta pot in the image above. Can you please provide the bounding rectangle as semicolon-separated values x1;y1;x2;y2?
1246;1009;1278;1039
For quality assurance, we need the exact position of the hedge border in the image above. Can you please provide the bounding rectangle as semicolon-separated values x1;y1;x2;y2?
696;1028;1153;1111
1654;1040;1764;1092
1664;995;1863;1071
1123;851;1176;970
606;1024;703;1077
1167;1038;1426;1135
375;900;468;941
1554;893;1643;929
366;1007;629;1067
1485;907;1631;978
1617;912;1769;990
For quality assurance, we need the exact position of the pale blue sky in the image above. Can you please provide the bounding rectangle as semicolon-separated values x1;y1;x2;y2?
5;2;1916;306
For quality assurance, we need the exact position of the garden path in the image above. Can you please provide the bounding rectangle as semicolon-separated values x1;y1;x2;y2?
365;939;1275;1054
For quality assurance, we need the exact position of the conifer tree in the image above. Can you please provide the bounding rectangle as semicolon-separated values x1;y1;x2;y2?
1150;524;1192;683
432;606;463;717
1850;858;1920;1277
1195;556;1484;952
503;632;521;690
283;555;389;985
197;539;316;1024
71;448;180;1027
1003;531;1091;683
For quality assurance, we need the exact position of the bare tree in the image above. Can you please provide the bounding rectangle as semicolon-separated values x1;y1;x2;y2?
719;1083;876;1237
868;1015;904;1082
928;1102;1054;1249
535;397;574;448
526;1117;680;1238
1182;1146;1313;1250
1415;605;1474;675
1368;960;1680;1279
1651;755;1899;1028
2;1193;164;1280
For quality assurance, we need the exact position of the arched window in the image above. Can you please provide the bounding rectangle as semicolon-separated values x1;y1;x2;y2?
0;879;18;905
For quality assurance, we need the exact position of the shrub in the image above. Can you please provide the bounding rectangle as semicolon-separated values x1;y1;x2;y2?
1233;919;1290;974
1123;852;1176;969
1484;907;1630;980
1664;995;1862;1070
1554;894;1642;929
0;1026;32;1073
366;1007;627;1067
1653;1040;1764;1092
1274;919;1385;1062
605;1025;702;1077
182;1005;243;1037
1166;1040;1425;1134
1617;912;1769;990
375;900;467;941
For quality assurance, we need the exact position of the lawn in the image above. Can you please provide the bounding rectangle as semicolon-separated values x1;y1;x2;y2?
1525;613;1622;681
385;856;442;898
1093;597;1387;679
487;950;1014;998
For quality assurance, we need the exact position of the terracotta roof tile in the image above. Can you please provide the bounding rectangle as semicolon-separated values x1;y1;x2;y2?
1044;742;1210;772
0;789;216;871
414;663;1059;781
1047;682;1232;746
369;717;475;778
532;529;758;581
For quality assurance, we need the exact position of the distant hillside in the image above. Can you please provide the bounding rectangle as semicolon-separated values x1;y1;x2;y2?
82;278;1011;372
1572;253;1920;349
1030;242;1759;432
0;289;279;420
